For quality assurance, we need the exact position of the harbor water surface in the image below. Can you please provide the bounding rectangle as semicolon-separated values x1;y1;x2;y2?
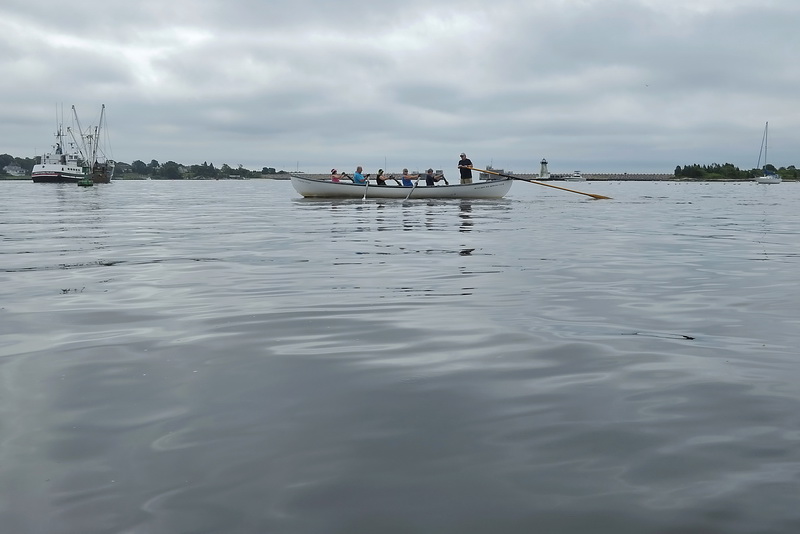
2;180;799;533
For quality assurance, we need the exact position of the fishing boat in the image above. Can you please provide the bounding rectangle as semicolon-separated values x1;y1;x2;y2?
290;174;513;199
755;122;781;184
30;127;84;183
565;170;585;182
32;105;115;184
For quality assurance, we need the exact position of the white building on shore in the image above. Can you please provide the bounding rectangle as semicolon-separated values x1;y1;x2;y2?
3;164;26;177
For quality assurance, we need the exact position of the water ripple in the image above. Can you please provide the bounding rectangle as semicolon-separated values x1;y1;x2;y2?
2;180;800;533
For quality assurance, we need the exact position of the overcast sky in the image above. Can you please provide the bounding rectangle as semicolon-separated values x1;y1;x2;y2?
1;0;798;175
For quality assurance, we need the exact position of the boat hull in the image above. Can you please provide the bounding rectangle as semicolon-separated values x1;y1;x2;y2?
31;163;85;183
91;162;114;184
756;176;781;184
31;164;114;184
290;175;512;199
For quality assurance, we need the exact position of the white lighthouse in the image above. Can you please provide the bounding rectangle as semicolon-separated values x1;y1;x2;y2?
539;158;550;180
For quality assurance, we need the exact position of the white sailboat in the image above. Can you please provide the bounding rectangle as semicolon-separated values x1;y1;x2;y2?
755;122;781;184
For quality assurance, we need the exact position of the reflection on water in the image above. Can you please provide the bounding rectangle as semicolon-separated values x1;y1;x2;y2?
459;199;473;232
2;180;800;533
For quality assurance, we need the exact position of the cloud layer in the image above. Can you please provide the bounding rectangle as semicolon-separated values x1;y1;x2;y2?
2;0;798;174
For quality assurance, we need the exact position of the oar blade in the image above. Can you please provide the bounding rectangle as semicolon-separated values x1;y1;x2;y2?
472;167;611;200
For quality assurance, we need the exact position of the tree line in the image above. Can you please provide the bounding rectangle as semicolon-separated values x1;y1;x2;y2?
125;160;288;179
0;153;288;179
674;162;798;180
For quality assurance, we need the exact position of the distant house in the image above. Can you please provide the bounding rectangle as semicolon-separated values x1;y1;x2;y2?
3;164;26;177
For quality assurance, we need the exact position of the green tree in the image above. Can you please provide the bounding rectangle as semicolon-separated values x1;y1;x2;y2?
189;162;219;179
14;157;36;172
161;161;182;180
681;164;703;178
131;160;148;174
0;154;13;170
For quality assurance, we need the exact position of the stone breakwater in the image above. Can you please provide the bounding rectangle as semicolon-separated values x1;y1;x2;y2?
577;173;675;181
515;173;675;181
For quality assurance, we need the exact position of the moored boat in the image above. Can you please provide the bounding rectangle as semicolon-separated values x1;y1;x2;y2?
30;128;85;183
290;174;512;199
755;122;781;184
32;105;115;184
756;174;781;184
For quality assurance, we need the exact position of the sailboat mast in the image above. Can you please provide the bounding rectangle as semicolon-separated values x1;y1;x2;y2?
756;121;767;170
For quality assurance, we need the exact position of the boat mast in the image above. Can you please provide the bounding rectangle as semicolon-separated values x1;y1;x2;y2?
756;121;767;170
69;105;90;163
50;105;65;157
89;105;105;166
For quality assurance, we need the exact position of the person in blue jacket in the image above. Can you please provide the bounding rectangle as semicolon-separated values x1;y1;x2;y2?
352;166;370;184
400;168;418;187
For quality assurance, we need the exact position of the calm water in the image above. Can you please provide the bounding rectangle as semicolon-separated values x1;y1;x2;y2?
2;179;799;534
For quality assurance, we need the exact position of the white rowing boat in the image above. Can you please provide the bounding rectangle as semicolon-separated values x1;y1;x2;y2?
290;175;513;199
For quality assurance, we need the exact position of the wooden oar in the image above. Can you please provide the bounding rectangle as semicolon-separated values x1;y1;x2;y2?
472;167;611;200
404;174;421;200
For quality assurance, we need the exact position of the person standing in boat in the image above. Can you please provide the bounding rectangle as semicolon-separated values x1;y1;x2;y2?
424;168;447;186
458;153;473;184
400;168;418;187
352;166;369;184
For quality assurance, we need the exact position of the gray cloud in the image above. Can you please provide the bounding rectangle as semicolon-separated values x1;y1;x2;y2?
2;0;798;175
